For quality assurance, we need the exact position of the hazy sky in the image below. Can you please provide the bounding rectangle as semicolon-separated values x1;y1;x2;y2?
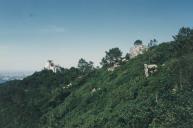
0;0;193;72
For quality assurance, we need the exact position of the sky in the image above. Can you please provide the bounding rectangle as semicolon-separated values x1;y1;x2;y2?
0;0;193;72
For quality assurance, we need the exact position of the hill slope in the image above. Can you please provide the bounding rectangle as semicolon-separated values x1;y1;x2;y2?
1;27;193;128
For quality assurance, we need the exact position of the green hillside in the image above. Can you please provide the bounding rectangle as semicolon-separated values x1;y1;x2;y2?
1;27;193;128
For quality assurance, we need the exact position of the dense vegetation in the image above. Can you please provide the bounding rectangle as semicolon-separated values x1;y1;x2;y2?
0;27;193;128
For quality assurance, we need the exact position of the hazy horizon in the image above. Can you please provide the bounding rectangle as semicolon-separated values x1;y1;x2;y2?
1;0;193;72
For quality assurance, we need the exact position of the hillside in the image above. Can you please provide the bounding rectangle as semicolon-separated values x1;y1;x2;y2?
0;80;6;84
0;27;193;128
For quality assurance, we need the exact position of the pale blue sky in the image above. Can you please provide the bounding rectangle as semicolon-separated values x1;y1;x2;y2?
0;0;193;72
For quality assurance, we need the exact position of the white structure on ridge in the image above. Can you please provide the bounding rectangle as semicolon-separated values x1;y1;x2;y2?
130;43;146;59
44;60;61;73
107;63;120;72
144;64;158;77
91;88;101;94
63;83;72;89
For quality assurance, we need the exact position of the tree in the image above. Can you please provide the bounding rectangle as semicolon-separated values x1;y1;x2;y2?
148;39;158;48
100;47;122;67
125;53;130;60
134;40;143;45
78;58;94;74
172;27;193;56
173;27;192;41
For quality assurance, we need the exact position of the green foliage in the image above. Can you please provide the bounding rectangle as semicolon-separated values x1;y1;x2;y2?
101;47;122;67
134;40;143;45
125;53;130;60
173;27;193;41
148;39;158;48
78;58;94;74
1;27;193;128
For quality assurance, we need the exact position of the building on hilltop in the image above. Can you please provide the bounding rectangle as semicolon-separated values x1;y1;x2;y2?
44;60;61;73
129;41;146;59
